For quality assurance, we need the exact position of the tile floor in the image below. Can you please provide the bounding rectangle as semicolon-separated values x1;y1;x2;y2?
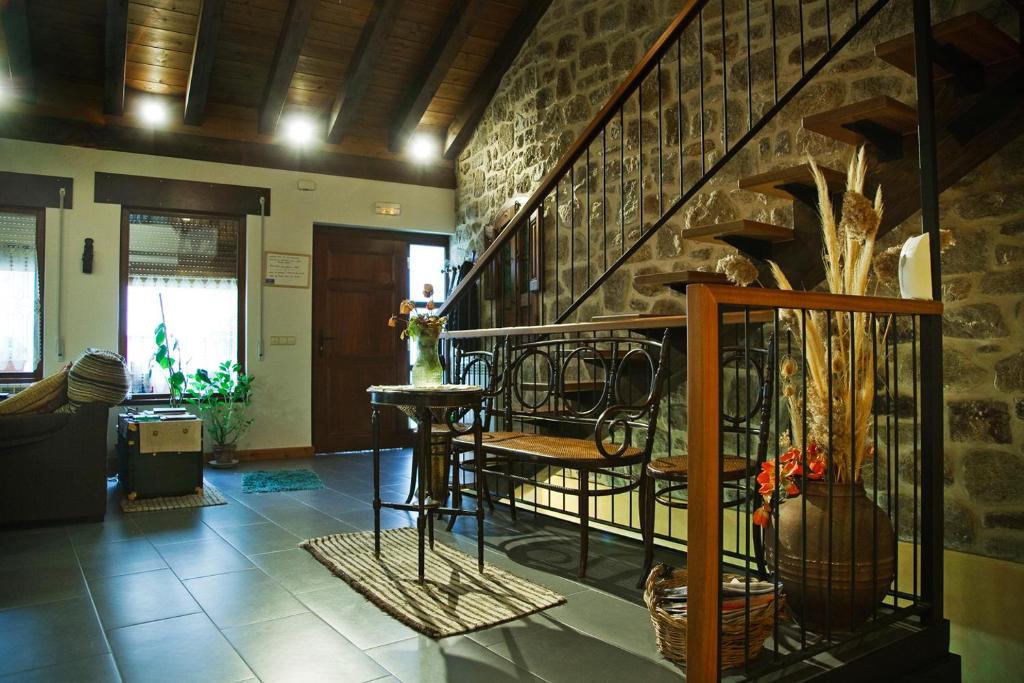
0;450;686;683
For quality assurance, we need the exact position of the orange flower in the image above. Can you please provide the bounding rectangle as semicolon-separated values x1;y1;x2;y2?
753;505;771;528
387;316;397;328
399;300;415;315
426;301;436;310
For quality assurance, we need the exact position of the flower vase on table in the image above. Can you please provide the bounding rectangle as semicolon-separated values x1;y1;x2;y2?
389;283;447;387
411;327;443;386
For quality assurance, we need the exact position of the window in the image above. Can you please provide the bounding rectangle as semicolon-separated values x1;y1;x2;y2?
407;242;448;370
120;210;245;397
0;208;44;381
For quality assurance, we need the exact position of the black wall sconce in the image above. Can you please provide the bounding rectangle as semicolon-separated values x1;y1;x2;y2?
82;238;94;273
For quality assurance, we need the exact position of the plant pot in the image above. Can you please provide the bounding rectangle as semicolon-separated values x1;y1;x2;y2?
209;443;239;469
411;328;443;386
765;478;895;633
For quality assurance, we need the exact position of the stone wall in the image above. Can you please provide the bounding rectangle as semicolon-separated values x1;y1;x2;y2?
451;0;1024;562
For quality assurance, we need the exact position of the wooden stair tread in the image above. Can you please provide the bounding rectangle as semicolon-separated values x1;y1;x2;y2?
682;219;794;244
633;270;730;291
875;12;1020;79
738;164;846;200
802;96;918;146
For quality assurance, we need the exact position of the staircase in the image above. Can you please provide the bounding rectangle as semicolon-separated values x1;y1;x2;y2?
439;1;1024;324
437;1;1024;679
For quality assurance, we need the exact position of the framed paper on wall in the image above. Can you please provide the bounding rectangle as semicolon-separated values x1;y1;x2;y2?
264;251;311;288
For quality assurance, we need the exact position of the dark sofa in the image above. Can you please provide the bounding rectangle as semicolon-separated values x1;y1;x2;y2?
0;402;109;527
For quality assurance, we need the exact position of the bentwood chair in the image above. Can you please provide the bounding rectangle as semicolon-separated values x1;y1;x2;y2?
453;331;671;578
637;338;776;587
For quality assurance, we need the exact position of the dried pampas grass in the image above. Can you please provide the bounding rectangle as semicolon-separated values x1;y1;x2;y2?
769;147;887;483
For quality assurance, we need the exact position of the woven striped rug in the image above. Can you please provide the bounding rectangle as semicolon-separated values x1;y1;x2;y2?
302;527;566;638
121;482;227;512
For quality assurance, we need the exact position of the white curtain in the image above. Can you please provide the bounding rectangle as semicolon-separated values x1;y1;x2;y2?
0;212;41;375
126;276;238;394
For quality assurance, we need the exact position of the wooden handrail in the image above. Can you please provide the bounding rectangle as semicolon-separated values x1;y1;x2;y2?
693;284;945;316
437;0;709;318
441;315;687;339
441;309;777;339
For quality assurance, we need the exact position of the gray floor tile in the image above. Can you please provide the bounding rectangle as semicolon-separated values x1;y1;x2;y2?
248;548;344;594
89;569;201;631
295;584;418;651
108;612;252;683
131;510;219;546
480;613;681;682
0;530;77;570
0;562;86;610
286;489;368;517
0;597;109;677
366;634;545;683
214;522;302;555
184;569;309;629
224;612;388;683
333;507;415;532
196;504;268;530
77;538;168;580
67;518;143;547
0;653;121;683
265;508;359;539
156;536;254;580
543;589;665;663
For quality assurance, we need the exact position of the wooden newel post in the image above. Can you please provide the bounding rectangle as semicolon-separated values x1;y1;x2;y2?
686;285;722;681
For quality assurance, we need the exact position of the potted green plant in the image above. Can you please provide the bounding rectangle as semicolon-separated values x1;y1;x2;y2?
154;296;188;405
188;361;255;469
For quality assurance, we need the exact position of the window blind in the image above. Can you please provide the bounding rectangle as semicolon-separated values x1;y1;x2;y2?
127;213;239;280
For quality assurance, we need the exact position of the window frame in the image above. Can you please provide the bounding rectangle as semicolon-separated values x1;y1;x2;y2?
118;206;247;403
0;205;46;383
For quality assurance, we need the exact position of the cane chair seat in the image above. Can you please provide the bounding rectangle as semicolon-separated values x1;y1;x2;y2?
646;455;756;482
453;431;642;465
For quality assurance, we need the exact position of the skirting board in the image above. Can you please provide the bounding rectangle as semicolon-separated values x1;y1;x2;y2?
229;446;315;462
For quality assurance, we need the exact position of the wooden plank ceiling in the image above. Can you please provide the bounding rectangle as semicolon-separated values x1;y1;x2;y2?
0;0;549;188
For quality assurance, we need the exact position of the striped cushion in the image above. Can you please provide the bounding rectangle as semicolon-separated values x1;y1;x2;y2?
67;348;130;408
0;364;70;415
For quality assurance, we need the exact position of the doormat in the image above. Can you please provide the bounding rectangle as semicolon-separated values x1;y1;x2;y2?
242;469;324;494
302;527;566;638
121;482;227;512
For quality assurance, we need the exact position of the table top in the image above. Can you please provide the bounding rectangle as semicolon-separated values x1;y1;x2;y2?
367;384;484;408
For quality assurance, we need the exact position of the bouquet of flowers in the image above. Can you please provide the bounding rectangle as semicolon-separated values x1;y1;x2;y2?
387;283;447;339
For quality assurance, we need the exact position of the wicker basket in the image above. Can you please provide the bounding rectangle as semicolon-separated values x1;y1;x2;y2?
643;564;783;670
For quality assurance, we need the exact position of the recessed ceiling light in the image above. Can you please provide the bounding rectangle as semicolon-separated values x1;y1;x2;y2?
282;115;317;147
138;97;168;126
408;132;440;162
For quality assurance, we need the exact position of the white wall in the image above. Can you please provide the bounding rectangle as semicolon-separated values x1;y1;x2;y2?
1;137;455;451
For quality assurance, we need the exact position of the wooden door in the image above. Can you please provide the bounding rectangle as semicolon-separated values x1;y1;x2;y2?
312;228;410;452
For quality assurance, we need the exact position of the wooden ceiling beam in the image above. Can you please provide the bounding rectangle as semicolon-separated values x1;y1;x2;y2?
184;0;226;125
0;112;456;189
259;0;317;134
104;0;129;115
444;0;552;160
326;0;402;144
388;0;480;153
1;0;34;102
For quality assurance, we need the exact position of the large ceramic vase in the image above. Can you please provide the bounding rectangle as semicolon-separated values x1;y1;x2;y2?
411;328;443;386
765;479;895;632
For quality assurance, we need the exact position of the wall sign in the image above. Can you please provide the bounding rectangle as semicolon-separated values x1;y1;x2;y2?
264;251;311;288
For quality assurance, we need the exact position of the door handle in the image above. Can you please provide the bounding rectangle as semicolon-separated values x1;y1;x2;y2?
319;330;336;355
